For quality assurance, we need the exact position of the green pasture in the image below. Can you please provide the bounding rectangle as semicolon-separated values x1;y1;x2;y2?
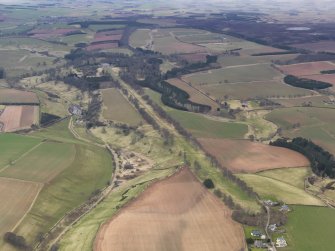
0;142;76;183
0;134;41;168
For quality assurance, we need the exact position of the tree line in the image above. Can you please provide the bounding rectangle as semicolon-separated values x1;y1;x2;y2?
270;137;335;178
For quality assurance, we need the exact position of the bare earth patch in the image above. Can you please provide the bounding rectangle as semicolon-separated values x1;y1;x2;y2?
94;167;245;251
278;61;335;76
198;138;309;173
0;105;39;132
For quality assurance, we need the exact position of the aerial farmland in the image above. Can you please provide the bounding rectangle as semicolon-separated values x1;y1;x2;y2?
0;1;335;251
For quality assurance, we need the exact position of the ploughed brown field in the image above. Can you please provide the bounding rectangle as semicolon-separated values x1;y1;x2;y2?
93;31;123;43
0;106;39;132
0;88;39;104
94;167;245;251
277;61;335;76
198;138;309;173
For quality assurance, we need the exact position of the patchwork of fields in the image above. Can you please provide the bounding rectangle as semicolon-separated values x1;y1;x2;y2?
0;120;113;249
0;5;334;251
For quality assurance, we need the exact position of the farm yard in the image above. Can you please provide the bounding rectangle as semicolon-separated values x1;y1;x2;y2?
101;88;143;126
197;138;309;173
94;167;245;251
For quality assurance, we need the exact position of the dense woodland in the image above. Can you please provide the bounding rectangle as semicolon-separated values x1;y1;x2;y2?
284;75;332;90
271;137;335;178
63;48;214;113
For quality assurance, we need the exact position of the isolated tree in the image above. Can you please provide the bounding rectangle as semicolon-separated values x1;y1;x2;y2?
203;178;215;189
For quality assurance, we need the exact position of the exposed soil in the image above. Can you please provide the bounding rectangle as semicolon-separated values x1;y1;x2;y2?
198;138;309;173
94;167;245;251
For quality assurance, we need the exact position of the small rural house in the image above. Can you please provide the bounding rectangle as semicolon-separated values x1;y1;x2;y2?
276;236;287;248
251;230;262;237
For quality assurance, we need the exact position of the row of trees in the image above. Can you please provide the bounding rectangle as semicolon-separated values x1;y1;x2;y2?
270;137;335;178
284;75;332;90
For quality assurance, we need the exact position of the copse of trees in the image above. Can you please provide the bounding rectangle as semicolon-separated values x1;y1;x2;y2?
203;178;215;189
164;55;218;79
3;232;30;250
0;67;5;79
284;75;332;90
270;137;335;178
320;69;335;74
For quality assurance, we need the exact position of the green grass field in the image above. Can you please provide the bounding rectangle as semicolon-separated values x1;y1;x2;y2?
238;173;323;206
101;88;143;126
0;49;57;77
266;107;335;154
0;142;75;183
258;167;310;189
144;89;247;139
0;134;41;168
284;205;335;251
183;64;281;85
200;81;313;100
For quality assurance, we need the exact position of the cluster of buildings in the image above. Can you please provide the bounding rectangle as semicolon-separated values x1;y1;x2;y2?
249;201;291;249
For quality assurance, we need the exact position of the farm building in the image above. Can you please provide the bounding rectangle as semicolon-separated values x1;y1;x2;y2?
254;240;267;248
279;204;291;212
264;200;279;207
251;230;262;237
276;237;287;248
69;104;82;116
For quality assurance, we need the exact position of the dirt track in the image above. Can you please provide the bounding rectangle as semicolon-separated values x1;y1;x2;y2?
94;167;245;251
198;138;309;173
